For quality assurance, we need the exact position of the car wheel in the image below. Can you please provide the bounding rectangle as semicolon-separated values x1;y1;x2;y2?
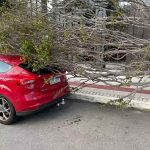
0;96;16;125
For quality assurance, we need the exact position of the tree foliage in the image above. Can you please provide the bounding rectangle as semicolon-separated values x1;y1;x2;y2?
0;0;56;70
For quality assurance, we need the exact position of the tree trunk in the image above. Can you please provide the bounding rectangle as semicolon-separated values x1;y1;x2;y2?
41;0;47;14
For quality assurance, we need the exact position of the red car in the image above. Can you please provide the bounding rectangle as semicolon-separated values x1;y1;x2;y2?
0;55;70;125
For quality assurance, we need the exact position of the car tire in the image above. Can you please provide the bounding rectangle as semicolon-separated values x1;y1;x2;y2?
0;96;16;125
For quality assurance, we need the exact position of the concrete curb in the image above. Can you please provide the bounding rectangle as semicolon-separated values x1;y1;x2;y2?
68;81;150;111
68;93;150;111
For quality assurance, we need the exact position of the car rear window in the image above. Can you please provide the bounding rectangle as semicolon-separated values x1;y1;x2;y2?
19;63;63;75
0;61;12;73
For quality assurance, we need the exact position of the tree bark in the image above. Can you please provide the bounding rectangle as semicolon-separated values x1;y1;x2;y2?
41;0;47;14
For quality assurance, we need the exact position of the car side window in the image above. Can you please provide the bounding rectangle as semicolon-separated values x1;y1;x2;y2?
0;61;12;73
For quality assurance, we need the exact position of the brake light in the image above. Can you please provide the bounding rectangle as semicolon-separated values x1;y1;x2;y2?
16;79;35;86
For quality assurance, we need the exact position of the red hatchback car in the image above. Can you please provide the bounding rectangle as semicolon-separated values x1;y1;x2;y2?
0;55;70;125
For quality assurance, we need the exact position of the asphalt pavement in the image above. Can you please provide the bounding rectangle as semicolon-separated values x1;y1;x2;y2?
0;99;150;150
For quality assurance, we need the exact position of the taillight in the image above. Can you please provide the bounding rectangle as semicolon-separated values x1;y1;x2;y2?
16;79;35;86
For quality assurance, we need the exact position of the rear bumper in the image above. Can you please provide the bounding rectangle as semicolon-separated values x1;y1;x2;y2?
14;83;70;112
16;93;70;116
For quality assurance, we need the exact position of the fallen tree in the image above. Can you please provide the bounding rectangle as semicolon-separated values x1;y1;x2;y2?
0;0;150;101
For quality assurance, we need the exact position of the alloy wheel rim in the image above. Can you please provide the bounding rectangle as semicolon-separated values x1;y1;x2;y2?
0;98;11;121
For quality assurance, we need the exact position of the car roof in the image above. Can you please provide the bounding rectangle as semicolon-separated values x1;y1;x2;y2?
0;55;23;66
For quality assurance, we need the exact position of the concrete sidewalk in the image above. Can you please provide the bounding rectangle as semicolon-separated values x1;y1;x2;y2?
68;81;150;110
